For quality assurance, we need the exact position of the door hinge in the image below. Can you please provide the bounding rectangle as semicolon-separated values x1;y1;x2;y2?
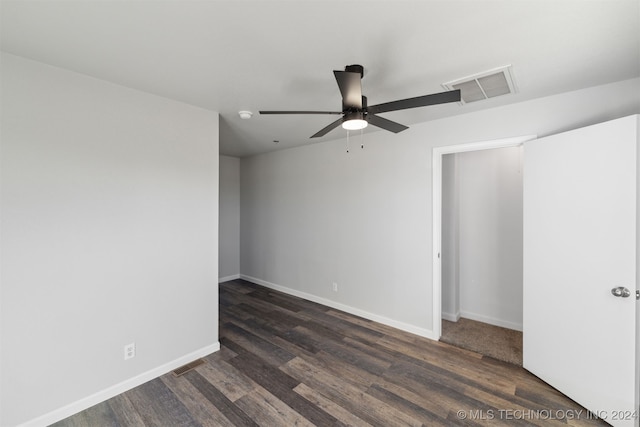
637;290;639;300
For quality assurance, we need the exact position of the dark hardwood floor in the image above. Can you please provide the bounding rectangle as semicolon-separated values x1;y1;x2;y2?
53;279;607;426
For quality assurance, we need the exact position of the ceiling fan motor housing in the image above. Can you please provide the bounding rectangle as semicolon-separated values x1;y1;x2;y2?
343;111;366;122
343;95;368;115
345;64;364;78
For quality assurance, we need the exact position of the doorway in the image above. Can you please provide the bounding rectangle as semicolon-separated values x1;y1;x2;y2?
439;146;524;364
431;135;536;359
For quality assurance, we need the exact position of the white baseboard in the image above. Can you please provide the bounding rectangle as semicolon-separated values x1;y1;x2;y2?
239;274;437;341
20;342;220;427
442;311;461;322
459;310;523;332
219;274;241;283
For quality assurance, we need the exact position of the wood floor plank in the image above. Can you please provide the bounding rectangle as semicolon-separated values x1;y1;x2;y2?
282;356;424;427
368;376;451;420
106;394;147;427
376;334;517;396
247;288;303;313
222;321;295;366
365;383;454;427
255;306;306;331
326;308;415;338
459;383;569;427
160;371;237;427
234;385;315;427
311;349;380;389
184;370;258;427
315;335;392;376
226;348;299;390
284;326;390;389
515;386;600;417
382;359;504;423
298;319;350;344
50;400;120;427
228;351;341;425
274;325;323;354
235;317;322;359
223;280;259;294
203;343;237;363
221;302;255;322
125;378;200;427
195;358;256;402
231;301;274;321
295;307;386;343
293;382;374;427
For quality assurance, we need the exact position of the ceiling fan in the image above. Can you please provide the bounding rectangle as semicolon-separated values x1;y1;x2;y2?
260;64;461;138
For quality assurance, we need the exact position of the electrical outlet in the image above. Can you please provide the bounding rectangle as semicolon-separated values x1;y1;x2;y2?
332;282;338;292
124;342;135;360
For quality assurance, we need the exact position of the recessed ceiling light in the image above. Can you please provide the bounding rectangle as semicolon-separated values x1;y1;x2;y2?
238;110;253;119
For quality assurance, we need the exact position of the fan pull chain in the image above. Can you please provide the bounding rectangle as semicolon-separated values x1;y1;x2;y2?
360;129;364;149
346;130;350;153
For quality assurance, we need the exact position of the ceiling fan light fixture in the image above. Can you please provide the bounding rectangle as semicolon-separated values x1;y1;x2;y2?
342;119;368;131
342;111;368;130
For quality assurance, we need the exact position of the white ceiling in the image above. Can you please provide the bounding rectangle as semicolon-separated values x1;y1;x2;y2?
2;1;638;157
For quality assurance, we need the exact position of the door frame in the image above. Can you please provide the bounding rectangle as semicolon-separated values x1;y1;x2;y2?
431;135;536;339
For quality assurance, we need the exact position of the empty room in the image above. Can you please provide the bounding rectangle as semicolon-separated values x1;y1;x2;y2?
1;1;639;426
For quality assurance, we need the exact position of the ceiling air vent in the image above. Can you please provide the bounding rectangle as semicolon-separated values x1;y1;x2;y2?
442;65;517;104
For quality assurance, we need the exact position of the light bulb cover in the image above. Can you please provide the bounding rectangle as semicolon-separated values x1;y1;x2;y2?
238;110;253;120
342;111;368;130
342;119;368;130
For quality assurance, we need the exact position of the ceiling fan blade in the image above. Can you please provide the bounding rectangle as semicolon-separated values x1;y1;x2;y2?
310;117;344;138
259;110;342;115
366;114;409;133
367;89;461;114
333;71;363;110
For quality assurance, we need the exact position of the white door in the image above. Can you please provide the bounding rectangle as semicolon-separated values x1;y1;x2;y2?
523;115;638;427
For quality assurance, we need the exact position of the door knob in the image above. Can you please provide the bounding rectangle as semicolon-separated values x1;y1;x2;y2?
611;286;631;298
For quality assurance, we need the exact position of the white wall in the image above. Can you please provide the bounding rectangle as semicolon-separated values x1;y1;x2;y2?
240;77;640;339
219;155;241;281
442;147;524;330
0;53;220;427
441;154;460;321
636;113;640;415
